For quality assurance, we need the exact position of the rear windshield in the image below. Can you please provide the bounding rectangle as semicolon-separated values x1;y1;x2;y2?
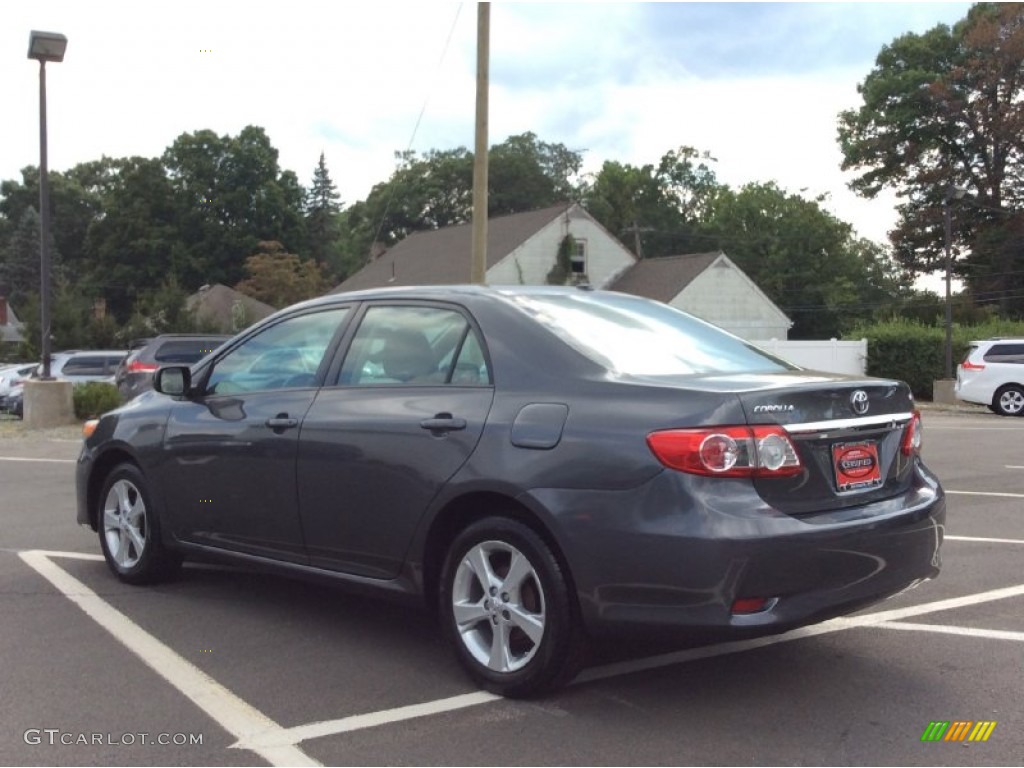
507;291;796;376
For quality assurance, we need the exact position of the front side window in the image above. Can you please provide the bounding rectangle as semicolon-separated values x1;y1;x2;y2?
507;291;795;377
205;308;348;395
339;305;491;386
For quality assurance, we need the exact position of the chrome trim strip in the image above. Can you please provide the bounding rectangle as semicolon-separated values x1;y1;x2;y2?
784;412;915;434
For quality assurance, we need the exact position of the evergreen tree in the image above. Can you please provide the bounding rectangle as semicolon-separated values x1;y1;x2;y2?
0;208;60;309
306;152;343;272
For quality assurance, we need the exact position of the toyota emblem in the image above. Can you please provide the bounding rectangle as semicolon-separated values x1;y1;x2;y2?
850;390;869;415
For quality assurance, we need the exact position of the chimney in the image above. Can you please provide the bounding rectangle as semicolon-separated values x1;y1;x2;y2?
0;296;7;326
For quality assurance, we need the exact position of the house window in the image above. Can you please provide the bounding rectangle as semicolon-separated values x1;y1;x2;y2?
570;239;587;274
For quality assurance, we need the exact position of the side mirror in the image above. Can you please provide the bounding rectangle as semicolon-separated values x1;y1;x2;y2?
153;366;192;397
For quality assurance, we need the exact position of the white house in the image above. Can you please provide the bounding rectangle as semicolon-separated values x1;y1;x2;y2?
333;203;636;293
610;251;793;341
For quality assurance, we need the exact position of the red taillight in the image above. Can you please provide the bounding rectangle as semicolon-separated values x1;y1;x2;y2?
961;360;985;371
126;360;159;373
901;410;922;456
731;597;773;614
647;426;802;478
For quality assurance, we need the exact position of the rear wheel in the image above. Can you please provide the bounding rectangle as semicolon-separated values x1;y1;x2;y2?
992;385;1024;417
440;517;583;697
98;463;181;584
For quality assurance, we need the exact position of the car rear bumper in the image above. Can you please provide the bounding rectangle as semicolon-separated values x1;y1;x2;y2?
528;463;944;638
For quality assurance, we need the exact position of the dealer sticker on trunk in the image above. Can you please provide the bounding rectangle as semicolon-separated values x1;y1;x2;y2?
832;441;882;492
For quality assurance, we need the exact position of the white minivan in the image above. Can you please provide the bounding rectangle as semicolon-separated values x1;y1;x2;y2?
955;339;1024;416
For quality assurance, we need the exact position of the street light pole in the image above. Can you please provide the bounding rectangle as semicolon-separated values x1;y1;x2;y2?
28;30;67;381
941;186;967;380
943;194;953;380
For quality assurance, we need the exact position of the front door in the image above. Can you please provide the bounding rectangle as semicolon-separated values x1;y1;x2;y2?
160;306;351;562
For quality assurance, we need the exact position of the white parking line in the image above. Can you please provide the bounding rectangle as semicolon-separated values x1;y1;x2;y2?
946;489;1024;499
238;692;501;752
18;550;320;767
0;456;76;464
880;622;1024;642
19;548;1024;755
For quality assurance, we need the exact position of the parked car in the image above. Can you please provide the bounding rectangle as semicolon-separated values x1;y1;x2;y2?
76;286;945;696
115;334;231;402
44;350;128;384
0;363;37;412
955;338;1024;416
4;382;24;418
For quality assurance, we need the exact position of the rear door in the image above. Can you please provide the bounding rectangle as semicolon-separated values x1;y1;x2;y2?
297;302;494;578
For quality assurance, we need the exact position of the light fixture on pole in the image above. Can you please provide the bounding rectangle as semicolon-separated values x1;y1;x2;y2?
28;30;67;381
942;185;967;380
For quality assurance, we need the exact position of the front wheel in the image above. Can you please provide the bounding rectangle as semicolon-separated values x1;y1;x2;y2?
98;463;181;584
993;385;1024;417
440;517;583;697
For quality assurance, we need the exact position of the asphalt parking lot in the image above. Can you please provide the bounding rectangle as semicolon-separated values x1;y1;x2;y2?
0;408;1021;766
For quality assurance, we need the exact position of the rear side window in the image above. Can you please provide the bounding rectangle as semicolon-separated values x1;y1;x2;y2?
338;305;491;386
983;344;1024;363
61;356;108;376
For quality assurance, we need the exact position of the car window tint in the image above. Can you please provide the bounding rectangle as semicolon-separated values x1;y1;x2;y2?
205;308;348;395
339;305;479;386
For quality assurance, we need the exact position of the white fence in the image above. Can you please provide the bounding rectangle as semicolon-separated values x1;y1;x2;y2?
753;338;867;376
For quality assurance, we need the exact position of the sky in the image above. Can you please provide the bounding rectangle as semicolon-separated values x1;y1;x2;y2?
4;1;975;265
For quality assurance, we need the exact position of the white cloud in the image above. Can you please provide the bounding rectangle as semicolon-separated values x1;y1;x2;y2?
3;1;972;272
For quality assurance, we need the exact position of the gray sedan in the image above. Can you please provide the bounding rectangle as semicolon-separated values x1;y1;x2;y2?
75;285;945;696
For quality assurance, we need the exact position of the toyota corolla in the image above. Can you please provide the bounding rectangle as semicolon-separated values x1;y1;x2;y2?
76;285;944;696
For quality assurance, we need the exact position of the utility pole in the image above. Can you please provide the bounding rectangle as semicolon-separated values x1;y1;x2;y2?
470;3;489;284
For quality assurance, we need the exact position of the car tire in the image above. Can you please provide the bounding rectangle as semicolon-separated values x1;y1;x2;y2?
440;517;583;697
98;463;181;584
992;385;1024;417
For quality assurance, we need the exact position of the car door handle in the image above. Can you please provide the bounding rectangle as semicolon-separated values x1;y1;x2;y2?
420;416;467;432
266;416;299;430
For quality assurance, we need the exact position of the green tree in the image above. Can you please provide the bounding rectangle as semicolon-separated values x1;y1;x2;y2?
581;147;721;258
488;132;583;214
334;134;585;273
82;157;183;320
704;183;908;339
162;126;307;289
838;2;1024;316
0;208;60;309
235;241;329;308
306;152;343;271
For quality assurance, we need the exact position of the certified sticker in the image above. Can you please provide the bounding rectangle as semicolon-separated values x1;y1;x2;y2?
833;442;882;491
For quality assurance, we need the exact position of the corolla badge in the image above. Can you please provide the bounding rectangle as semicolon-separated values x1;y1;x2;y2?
753;404;794;413
850;389;869;415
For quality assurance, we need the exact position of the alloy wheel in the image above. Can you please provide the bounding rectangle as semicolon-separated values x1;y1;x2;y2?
102;479;148;569
450;540;546;673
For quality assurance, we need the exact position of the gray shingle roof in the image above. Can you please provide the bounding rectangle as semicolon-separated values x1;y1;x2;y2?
609;252;723;302
333;203;578;293
186;284;277;332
